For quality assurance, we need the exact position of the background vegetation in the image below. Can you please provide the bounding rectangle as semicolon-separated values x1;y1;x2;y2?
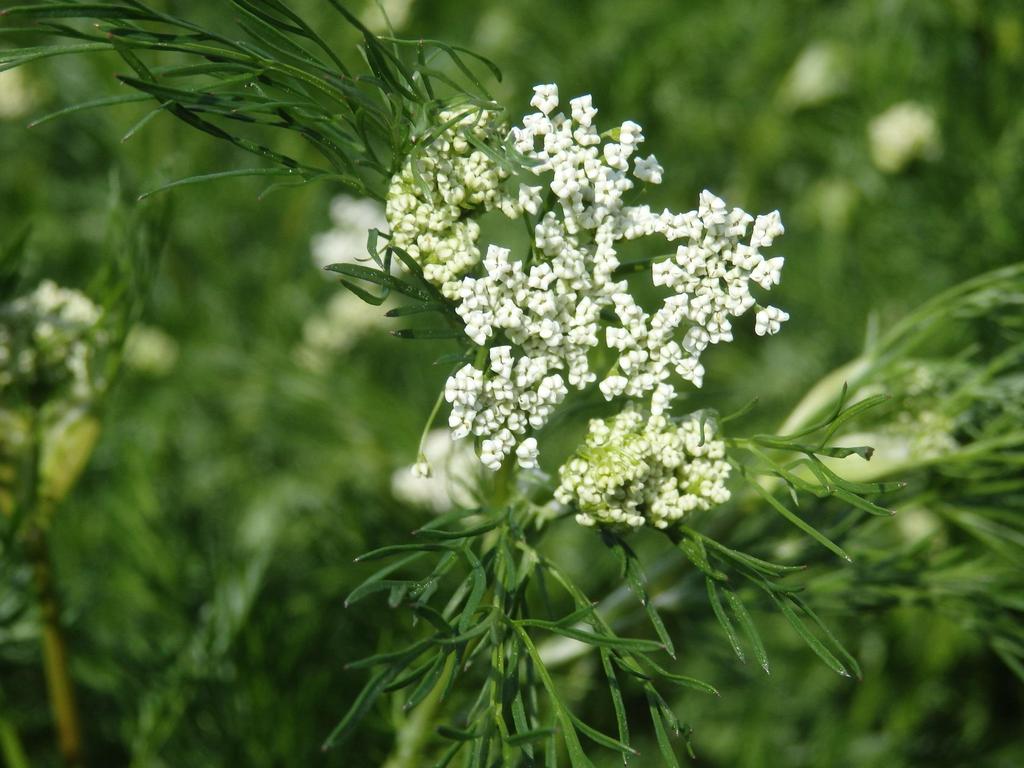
1;1;1022;766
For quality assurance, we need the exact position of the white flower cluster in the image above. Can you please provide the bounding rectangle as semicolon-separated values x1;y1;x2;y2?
386;108;525;296
1;280;105;401
554;406;731;529
444;343;555;471
436;85;787;471
311;194;389;274
123;324;179;377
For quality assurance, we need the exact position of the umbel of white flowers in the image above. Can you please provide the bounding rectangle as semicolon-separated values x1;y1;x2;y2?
555;405;731;529
387;84;789;477
0;280;105;401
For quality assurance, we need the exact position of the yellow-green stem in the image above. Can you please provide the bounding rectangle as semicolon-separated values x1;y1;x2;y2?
21;404;84;768
25;523;84;768
381;654;456;768
0;714;30;768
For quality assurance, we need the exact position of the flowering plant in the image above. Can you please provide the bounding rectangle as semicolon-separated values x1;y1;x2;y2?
2;3;1022;766
0;193;165;766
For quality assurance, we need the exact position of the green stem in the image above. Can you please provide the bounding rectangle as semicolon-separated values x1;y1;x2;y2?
25;522;84;768
21;407;84;768
415;384;447;463
491;458;516;511
0;714;30;768
380;654;455;768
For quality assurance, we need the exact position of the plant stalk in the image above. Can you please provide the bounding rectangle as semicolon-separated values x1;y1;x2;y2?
0;714;30;768
20;404;84;768
25;522;84;768
381;654;455;768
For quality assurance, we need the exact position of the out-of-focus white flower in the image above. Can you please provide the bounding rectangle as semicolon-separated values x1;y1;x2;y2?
778;42;849;110
554;405;731;529
311;194;389;274
868;101;941;173
896;506;941;546
1;280;105;401
294;291;385;372
360;0;415;33
1;281;108;517
391;428;479;511
0;68;35;120
123;324;179;377
822;410;958;482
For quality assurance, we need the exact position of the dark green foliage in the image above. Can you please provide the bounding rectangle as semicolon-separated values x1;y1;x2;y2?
1;0;505;199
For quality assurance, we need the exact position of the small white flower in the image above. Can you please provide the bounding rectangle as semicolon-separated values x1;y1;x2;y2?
618;120;644;147
750;256;785;289
778;42;849;110
868;101;941;174
516;437;539;469
754;305;789;336
530;84;559;116
569;94;598;127
518;184;543;215
123;325;179;377
633;154;664;184
599;375;629;399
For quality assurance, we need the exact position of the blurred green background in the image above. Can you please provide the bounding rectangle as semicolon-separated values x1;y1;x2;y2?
1;0;1022;766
